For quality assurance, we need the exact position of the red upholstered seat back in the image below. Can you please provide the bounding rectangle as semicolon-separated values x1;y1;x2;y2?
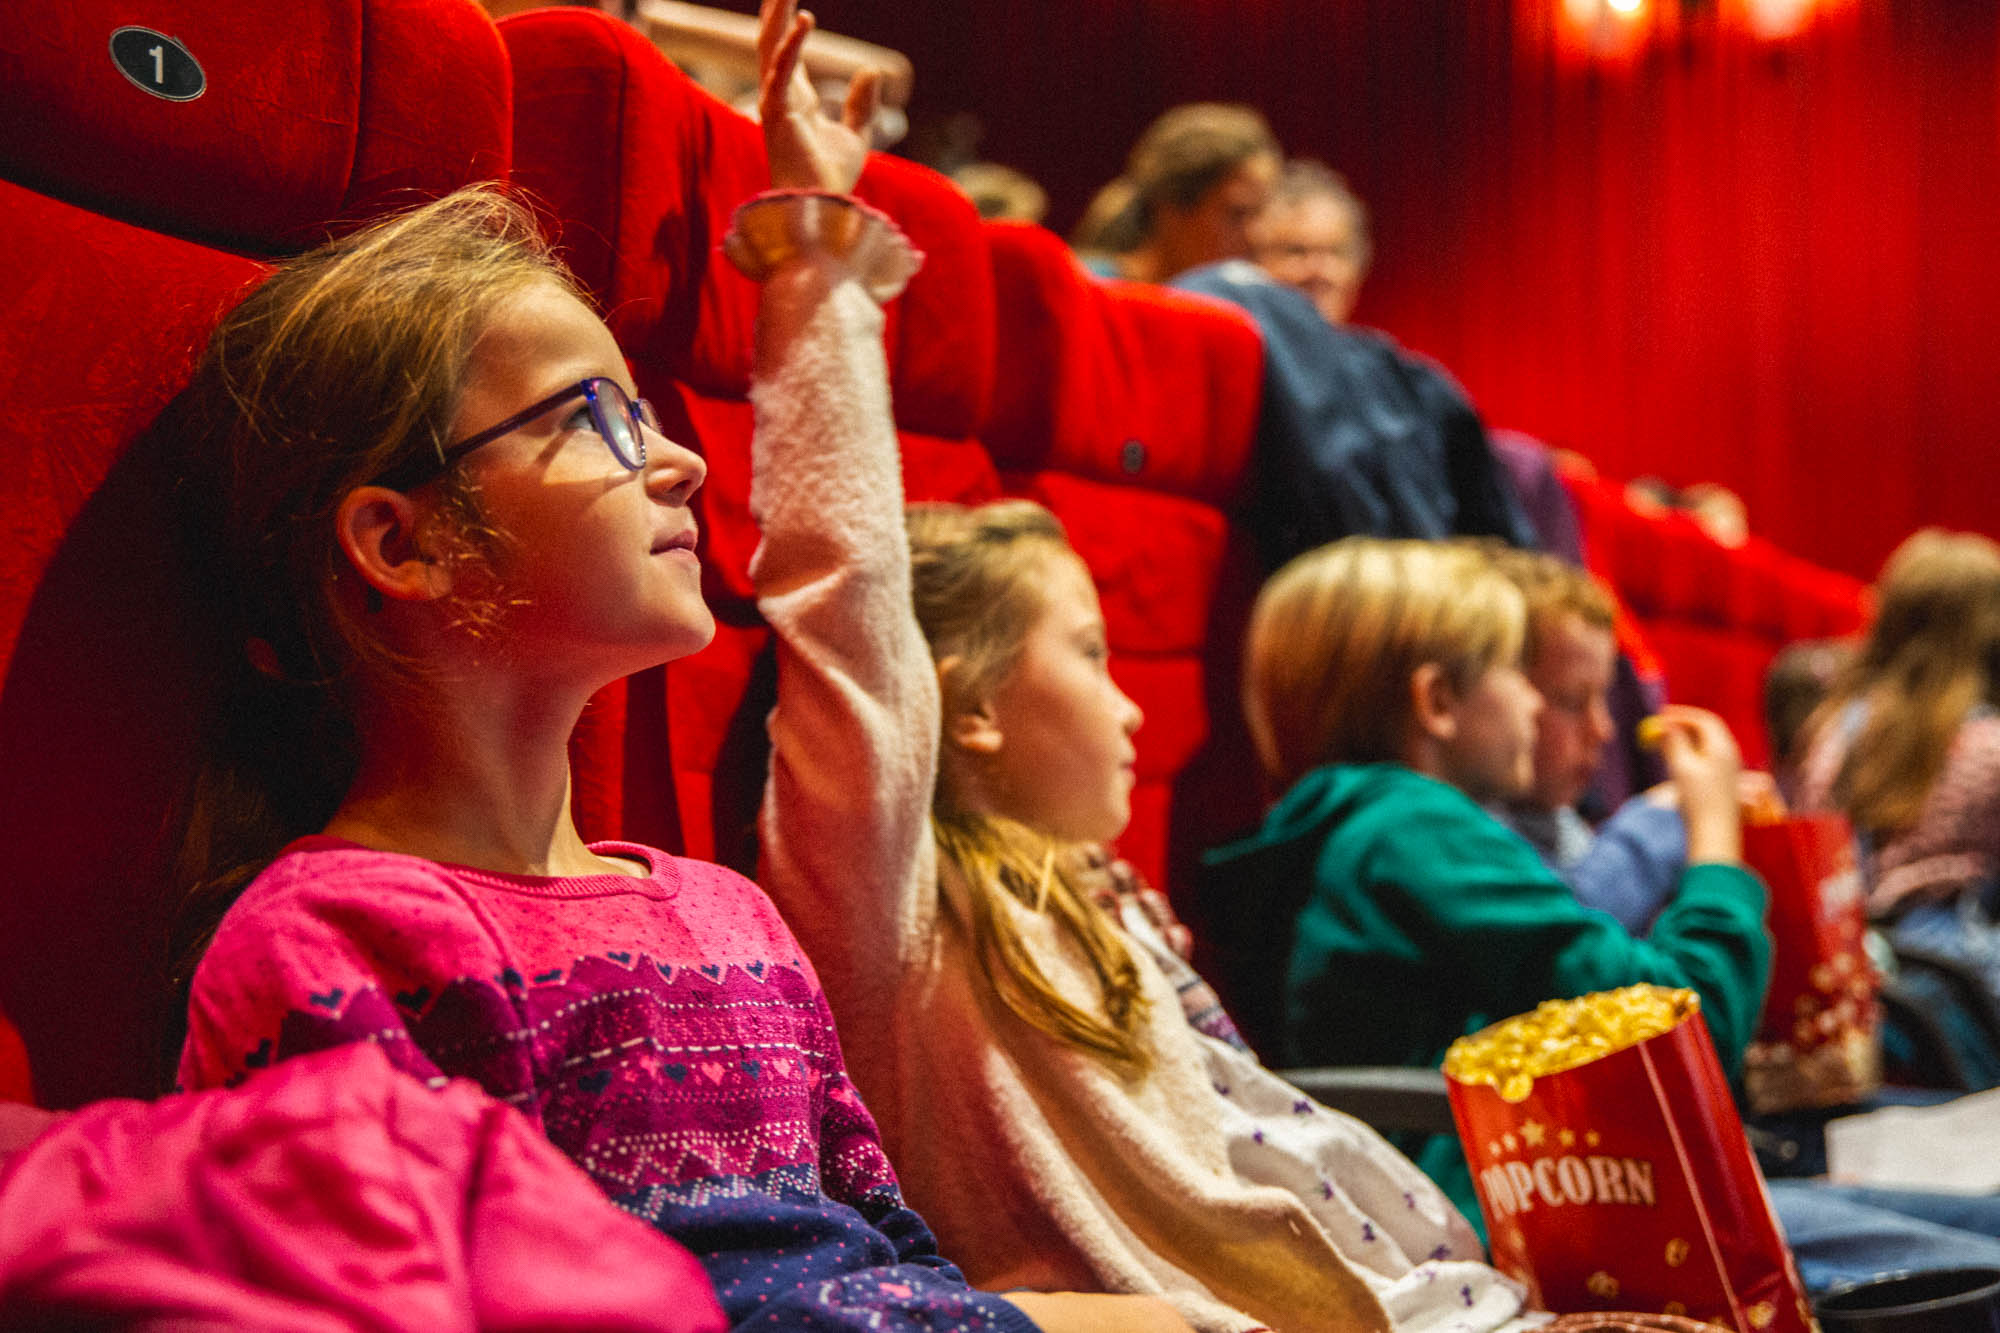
0;0;510;1107
0;1010;31;1105
0;4;509;256
1559;461;1868;768
981;224;1264;892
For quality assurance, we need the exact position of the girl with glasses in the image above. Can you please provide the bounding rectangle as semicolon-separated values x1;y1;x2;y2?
166;3;1183;1330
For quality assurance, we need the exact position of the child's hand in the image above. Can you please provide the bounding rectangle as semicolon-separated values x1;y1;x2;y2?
998;1292;1198;1333
1647;705;1743;863
756;0;881;195
1737;769;1786;825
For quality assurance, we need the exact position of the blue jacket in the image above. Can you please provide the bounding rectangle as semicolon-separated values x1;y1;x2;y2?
1172;261;1536;566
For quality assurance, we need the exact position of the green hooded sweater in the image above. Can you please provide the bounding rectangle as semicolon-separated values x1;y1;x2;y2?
1204;762;1771;1224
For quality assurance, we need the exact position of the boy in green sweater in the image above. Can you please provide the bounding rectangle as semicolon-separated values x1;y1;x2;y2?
1203;538;1771;1216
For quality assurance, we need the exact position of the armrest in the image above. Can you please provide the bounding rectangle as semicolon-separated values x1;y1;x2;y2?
1278;1066;1457;1136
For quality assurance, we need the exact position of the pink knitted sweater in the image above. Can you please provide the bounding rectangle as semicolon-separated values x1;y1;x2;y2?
175;243;1041;1333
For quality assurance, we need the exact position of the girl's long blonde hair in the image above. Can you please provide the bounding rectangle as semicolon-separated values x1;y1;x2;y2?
1242;538;1525;791
907;501;1152;1076
1822;528;2000;836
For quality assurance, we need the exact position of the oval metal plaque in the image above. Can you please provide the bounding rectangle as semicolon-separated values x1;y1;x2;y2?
110;27;205;102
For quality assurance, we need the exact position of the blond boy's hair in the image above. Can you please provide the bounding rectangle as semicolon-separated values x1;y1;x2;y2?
1480;544;1616;668
1243;538;1526;790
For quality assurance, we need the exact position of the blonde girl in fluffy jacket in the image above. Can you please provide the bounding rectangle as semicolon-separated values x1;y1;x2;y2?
747;182;1559;1333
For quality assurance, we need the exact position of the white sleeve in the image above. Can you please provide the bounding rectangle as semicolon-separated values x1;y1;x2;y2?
749;247;941;1034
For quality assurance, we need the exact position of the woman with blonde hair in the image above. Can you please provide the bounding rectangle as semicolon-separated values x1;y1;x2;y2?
1797;528;2000;998
1204;538;1769;1224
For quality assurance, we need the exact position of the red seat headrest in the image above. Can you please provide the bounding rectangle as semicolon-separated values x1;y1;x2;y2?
0;0;510;254
982;222;1263;501
501;7;995;441
501;8;762;391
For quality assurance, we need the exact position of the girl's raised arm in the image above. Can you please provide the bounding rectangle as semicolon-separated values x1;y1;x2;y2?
743;0;938;1024
738;23;1199;1331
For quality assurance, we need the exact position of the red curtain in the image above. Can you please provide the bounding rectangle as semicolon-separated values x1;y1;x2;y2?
801;0;2000;581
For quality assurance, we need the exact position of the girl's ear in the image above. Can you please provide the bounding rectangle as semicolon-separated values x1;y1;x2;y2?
1409;662;1460;744
335;485;451;603
937;655;1005;755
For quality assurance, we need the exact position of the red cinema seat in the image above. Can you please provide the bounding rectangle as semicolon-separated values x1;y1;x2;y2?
0;1010;31;1105
980;224;1264;894
1557;459;1867;768
0;0;509;1106
501;9;1000;869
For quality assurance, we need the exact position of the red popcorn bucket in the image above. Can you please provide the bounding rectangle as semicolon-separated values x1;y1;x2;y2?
1446;986;1817;1333
1740;814;1880;1114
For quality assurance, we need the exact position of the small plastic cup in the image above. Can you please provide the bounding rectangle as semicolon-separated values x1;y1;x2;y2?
1814;1266;2000;1332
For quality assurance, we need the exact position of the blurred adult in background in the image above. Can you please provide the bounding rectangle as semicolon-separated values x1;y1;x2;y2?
1070;103;1279;280
1249;159;1372;327
1163;153;1534;567
951;161;1048;223
1797;529;2000;1004
1076;121;1529;563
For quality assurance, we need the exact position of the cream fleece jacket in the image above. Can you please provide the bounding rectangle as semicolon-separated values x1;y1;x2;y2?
746;239;1542;1333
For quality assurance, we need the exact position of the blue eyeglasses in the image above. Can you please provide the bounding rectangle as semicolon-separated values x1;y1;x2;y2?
377;377;658;487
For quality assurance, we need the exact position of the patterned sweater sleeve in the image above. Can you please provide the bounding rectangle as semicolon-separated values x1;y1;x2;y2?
726;979;1037;1333
176;850;528;1114
751;252;941;1026
812;1012;968;1281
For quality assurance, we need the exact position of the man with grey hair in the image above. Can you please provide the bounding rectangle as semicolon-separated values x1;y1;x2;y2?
1172;156;1533;566
1249;159;1373;326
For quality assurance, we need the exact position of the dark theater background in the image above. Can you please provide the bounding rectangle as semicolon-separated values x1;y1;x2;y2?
785;0;2000;583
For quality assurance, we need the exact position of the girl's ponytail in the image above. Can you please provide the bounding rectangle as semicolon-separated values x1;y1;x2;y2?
934;811;1151;1076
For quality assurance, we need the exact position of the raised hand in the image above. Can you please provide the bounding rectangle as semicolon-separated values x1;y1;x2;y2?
1653;706;1743;796
756;0;881;195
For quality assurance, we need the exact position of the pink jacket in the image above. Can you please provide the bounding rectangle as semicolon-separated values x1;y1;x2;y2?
0;1043;724;1331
